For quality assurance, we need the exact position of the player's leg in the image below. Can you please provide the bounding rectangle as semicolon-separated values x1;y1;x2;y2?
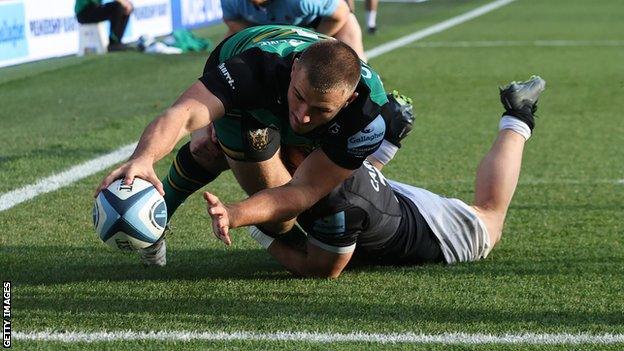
472;130;526;245
365;0;378;34
106;2;131;48
215;112;298;234
347;0;355;13
139;128;227;267
76;4;109;24
333;13;367;61
471;76;546;247
225;152;296;234
161;130;228;220
77;2;130;49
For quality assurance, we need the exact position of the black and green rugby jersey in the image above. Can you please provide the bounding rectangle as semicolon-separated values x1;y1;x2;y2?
299;162;443;265
75;0;101;14
199;25;389;170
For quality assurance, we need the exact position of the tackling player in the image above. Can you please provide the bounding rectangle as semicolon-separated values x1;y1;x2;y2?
205;76;546;278
221;0;366;60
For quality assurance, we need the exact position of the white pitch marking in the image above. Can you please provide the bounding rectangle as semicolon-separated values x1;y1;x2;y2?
365;0;517;58
14;330;624;344
407;40;624;48
0;143;137;212
0;0;518;212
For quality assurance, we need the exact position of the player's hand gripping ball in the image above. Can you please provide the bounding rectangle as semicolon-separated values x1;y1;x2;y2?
93;178;167;251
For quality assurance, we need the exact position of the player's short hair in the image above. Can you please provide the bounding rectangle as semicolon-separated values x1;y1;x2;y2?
298;40;361;94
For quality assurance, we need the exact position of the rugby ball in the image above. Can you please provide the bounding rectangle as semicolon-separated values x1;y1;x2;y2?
93;178;167;251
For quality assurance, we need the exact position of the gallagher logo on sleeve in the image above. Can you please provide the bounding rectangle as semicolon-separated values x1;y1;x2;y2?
347;115;385;155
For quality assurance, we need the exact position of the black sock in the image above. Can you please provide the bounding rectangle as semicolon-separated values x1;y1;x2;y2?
162;142;220;220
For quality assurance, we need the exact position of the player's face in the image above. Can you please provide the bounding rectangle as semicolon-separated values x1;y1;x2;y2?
287;62;355;135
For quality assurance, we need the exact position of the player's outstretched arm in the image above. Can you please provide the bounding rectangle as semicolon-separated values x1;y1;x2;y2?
203;149;354;242
225;149;354;229
204;191;232;245
95;82;225;196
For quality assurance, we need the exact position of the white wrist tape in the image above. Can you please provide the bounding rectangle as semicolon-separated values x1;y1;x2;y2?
248;226;275;249
499;116;531;140
370;139;399;165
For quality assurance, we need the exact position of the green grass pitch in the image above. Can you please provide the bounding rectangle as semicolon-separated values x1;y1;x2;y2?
1;0;623;349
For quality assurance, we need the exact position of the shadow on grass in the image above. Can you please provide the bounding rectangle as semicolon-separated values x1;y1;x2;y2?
3;245;623;285
3;245;624;329
17;290;624;330
2;245;288;285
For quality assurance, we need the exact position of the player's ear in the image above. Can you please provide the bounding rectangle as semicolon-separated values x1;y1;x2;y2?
291;58;299;78
344;92;359;107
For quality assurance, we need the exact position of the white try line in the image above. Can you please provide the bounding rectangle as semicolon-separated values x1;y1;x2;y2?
0;0;517;212
408;39;624;48
14;330;624;344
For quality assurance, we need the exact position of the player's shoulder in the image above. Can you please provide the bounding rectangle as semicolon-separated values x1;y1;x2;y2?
346;163;392;195
228;26;321;56
358;62;388;107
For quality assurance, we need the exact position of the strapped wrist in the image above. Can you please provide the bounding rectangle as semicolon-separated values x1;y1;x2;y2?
248;226;275;249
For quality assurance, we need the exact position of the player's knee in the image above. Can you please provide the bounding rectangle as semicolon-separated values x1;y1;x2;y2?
189;134;206;155
472;205;505;247
110;1;125;14
188;138;228;173
488;228;503;248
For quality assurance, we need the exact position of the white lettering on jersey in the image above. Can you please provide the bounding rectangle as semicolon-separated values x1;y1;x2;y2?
294;29;319;39
218;63;235;90
363;161;387;192
361;67;372;79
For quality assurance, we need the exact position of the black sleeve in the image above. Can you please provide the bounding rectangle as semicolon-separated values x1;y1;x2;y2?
198;48;278;111
306;205;368;252
321;96;385;170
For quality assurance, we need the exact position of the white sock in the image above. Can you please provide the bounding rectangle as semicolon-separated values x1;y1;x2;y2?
370;139;399;165
248;226;275;249
498;116;531;140
366;11;377;28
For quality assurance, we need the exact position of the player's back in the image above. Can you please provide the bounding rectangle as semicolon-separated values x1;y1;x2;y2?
218;25;329;62
299;162;444;265
216;25;386;106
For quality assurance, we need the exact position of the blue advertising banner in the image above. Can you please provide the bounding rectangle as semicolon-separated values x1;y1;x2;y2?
0;1;29;62
171;0;222;30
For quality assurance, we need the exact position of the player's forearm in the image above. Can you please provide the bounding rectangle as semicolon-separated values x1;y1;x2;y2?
266;241;342;278
130;107;193;163
226;184;310;229
266;241;309;277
